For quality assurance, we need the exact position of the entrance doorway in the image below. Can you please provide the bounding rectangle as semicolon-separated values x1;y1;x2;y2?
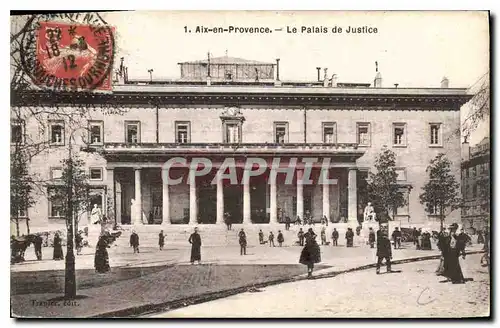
224;184;243;223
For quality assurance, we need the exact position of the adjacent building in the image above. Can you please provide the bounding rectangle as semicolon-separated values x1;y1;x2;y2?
11;55;472;235
461;137;491;233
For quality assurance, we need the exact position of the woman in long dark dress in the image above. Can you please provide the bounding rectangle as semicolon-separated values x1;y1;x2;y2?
299;228;321;278
188;227;202;264
53;233;64;260
443;223;466;284
94;234;110;273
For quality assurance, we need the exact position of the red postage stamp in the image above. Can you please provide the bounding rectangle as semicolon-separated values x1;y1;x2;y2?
35;21;114;91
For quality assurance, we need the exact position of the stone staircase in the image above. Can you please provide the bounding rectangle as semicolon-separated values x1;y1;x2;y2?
84;220;443;249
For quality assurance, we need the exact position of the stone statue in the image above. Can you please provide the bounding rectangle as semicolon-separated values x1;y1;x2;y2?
90;204;102;224
364;202;376;222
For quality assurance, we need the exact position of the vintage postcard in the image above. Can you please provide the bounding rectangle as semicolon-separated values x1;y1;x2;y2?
10;10;490;318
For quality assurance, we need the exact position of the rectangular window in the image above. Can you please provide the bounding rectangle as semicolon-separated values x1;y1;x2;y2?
18;207;27;218
89;121;104;145
51;167;63;180
175;121;191;143
429;203;439;215
274;122;289;144
356;123;371;147
225;123;240;143
89;167;103;181
125;121;140;144
322;122;337;143
11;120;24;144
48;188;64;218
49;120;64;145
430;123;442;146
392;123;407;146
395;168;407;181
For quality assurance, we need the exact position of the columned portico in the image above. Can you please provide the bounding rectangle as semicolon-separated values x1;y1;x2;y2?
243;169;251;224
189;168;198;224
296;169;304;220
216;170;224;224
348;168;358;223
133;167;143;225
161;168;170;225
322;168;330;220
270;178;278;224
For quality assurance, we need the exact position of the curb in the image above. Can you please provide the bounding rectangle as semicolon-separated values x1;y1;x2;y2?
91;249;484;318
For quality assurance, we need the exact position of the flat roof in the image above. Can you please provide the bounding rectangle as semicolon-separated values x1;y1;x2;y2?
113;84;470;96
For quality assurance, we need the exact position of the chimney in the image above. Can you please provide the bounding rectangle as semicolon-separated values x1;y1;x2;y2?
394;83;399;89
316;67;321;82
373;61;382;88
441;76;449;88
276;58;280;81
462;136;470;160
331;74;338;87
323;68;329;87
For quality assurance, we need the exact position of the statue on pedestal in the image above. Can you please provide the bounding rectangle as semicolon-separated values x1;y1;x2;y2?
364;202;376;222
91;204;102;225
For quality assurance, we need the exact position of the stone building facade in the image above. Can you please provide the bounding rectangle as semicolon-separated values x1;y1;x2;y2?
11;56;471;234
461;137;490;233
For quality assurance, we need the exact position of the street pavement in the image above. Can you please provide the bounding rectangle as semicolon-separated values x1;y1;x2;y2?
11;239;485;318
150;253;490;318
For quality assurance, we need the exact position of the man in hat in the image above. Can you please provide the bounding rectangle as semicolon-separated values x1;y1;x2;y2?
442;223;467;284
130;230;140;254
392;227;402;249
368;227;376;248
376;228;392;274
239;228;247;255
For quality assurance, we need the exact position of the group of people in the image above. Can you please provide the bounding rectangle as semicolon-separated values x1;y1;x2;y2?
257;229;285;247
435;223;469;284
412;227;432;250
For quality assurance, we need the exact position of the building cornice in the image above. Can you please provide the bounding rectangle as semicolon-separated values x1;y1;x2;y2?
12;86;472;110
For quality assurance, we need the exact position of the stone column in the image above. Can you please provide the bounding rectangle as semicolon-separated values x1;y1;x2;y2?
322;168;330;220
296;169;304;220
115;181;122;226
348;168;358;223
133;168;143;225
269;178;278;224
243;169;251;224
161;168;170;225
216;170;224;224
189;168;197;225
106;168;115;222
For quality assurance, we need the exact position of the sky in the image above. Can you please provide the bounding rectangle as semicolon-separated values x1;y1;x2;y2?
101;11;489;89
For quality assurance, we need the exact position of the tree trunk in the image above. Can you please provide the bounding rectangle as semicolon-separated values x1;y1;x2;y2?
64;156;76;299
15;217;20;237
26;218;30;235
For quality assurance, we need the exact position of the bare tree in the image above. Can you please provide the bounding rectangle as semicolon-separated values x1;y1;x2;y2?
461;73;490;141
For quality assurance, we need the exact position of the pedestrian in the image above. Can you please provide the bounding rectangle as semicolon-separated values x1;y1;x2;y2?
34;234;43;260
331;228;339;246
94;233;111;273
130;230;140;253
324;215;329;226
355;225;362;237
188;227;202;264
368;227;376;248
239;228;247;255
52;232;64;260
285;216;291;231
421;231;432;250
159;230;165;250
436;228;447;276
75;230;83;255
320;226;327;245
297;228;304;246
296;215;302;226
376;227;392;274
392;227;402;249
148;211;154;225
258;229;264;244
345;228;354;247
299;228;321;278
224;212;232;231
442;223;466;284
477;229;484;244
412;227;419;246
416;228;422;250
277;230;284;247
268;231;275;247
458;228;471;246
